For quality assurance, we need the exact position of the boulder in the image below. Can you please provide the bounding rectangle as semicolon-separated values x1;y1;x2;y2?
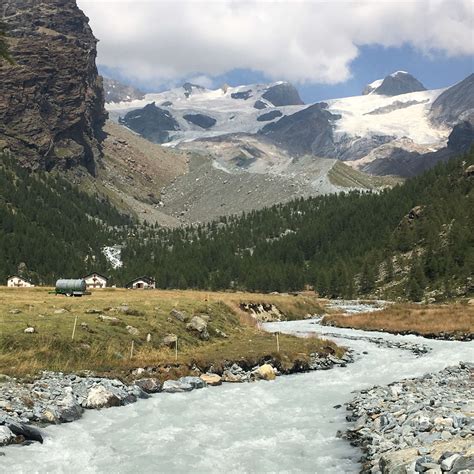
24;327;35;334
98;315;120;323
222;370;245;383
451;455;474;473
162;333;178;347
9;309;21;314
0;426;14;446
253;364;276;381
126;325;139;336
134;378;162;394
170;309;188;322
54;308;68;314
200;373;222;386
178;376;206;389
56;388;84;422
84;386;121;409
186;316;209;340
162;380;194;393
7;422;43;444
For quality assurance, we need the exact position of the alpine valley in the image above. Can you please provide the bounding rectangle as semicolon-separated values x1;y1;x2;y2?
0;2;474;473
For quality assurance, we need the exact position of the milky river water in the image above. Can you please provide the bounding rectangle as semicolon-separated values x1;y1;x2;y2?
3;320;473;474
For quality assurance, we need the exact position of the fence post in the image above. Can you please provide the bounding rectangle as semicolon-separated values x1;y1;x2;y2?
130;340;134;359
175;337;178;361
276;332;280;352
71;315;78;341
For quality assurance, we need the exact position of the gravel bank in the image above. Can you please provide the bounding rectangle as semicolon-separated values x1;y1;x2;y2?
342;362;474;473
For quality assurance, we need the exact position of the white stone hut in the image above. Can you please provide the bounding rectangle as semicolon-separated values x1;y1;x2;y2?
83;272;108;289
7;275;34;287
126;276;156;289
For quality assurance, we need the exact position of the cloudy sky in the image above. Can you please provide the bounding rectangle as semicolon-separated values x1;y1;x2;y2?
78;0;474;102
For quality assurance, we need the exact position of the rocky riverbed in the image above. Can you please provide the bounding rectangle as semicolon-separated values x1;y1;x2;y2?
0;351;353;448
342;362;474;473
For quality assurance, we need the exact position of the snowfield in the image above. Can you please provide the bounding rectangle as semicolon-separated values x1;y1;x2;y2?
327;88;449;147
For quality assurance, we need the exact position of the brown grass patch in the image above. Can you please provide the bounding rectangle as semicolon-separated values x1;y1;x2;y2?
322;303;474;338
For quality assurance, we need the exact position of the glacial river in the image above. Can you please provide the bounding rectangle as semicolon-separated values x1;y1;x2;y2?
3;319;473;473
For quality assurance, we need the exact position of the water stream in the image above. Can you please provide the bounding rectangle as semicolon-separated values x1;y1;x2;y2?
3;320;473;473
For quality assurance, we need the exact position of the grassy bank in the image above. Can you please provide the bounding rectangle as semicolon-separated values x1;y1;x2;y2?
0;287;339;380
322;303;474;340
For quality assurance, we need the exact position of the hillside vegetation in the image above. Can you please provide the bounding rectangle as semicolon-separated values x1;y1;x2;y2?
120;150;473;301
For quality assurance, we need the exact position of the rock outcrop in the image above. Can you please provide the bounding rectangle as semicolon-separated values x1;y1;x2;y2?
119;102;180;144
0;0;107;174
260;102;340;156
367;71;427;97
430;73;474;125
262;82;304;106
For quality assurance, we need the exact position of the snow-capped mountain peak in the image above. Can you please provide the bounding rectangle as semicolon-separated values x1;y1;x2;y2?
362;71;427;97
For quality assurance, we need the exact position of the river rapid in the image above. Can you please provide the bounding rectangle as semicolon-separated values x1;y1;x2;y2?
3;319;473;474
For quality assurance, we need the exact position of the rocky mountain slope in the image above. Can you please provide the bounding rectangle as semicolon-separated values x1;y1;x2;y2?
83;122;393;227
102;77;145;104
0;0;106;174
108;72;474;178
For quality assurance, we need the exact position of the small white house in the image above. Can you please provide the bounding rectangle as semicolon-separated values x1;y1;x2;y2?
7;275;34;288
126;276;156;289
83;272;108;289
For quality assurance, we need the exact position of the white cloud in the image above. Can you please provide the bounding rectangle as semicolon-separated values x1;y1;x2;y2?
78;0;474;85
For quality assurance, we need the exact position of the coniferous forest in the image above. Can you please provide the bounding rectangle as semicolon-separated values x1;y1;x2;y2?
1;150;473;301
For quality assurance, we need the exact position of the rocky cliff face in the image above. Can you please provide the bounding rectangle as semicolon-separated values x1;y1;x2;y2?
0;0;107;174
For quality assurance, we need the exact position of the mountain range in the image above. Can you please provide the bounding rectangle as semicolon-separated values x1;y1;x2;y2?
107;71;474;180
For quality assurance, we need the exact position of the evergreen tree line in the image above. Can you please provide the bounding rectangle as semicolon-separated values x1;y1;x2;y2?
0;154;130;284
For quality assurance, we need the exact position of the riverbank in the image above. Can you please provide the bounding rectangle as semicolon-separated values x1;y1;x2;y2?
322;303;474;341
0;349;354;448
342;362;474;473
0;287;333;380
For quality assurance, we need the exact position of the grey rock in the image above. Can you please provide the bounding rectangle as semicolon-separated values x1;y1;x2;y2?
170;309;188;322
186;316;209;340
162;380;194;393
0;426;14;446
450;455;474;473
134;378;162;394
178;376;206;389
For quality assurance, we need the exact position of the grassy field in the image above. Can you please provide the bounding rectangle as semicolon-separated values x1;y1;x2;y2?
322;303;474;339
0;287;339;380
